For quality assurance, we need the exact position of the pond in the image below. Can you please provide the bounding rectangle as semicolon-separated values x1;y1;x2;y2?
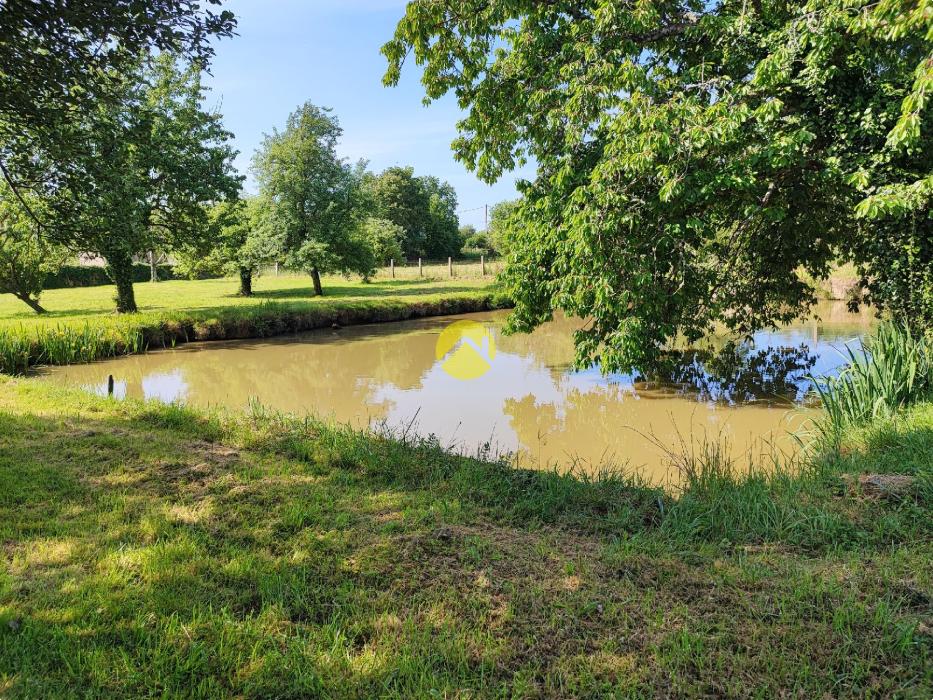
41;301;875;486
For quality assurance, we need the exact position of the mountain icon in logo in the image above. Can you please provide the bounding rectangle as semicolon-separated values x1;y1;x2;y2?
435;320;496;380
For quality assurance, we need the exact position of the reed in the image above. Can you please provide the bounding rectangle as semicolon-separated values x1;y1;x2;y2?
812;321;933;438
0;329;31;375
0;322;148;374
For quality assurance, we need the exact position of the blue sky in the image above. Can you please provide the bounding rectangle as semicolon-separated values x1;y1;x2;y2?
203;0;531;230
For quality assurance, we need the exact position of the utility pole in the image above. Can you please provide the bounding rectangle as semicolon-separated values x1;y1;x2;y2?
485;204;489;231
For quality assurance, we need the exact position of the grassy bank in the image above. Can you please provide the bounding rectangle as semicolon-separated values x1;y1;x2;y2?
0;377;929;697
799;261;860;301
0;275;509;374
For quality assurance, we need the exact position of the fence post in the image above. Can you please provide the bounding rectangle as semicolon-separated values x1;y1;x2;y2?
418;258;423;276
390;259;395;278
481;255;486;276
448;257;453;277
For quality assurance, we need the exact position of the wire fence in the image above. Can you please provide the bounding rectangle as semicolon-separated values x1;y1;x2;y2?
262;257;504;281
371;257;504;280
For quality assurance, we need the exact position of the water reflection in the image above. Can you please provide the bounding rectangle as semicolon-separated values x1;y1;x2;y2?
643;342;818;404
42;301;875;486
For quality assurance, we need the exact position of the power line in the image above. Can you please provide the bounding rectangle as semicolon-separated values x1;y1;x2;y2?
458;204;490;229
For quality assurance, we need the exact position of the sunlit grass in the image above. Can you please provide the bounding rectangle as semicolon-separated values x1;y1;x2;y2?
0;272;497;326
0;273;507;374
0;377;929;697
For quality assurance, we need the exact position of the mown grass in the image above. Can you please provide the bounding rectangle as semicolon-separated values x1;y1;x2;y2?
0;274;508;374
0;377;929;698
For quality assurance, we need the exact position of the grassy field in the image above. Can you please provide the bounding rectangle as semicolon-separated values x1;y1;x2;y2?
0;272;498;326
0;273;507;374
0;377;929;697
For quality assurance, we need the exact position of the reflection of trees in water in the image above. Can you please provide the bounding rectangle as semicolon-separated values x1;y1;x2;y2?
500;379;803;481
502;385;642;470
637;342;817;404
52;328;443;421
494;313;579;371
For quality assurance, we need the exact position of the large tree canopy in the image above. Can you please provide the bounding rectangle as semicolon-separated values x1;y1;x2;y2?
0;0;233;112
252;103;372;296
384;0;933;371
29;55;241;313
0;0;235;223
365;167;463;259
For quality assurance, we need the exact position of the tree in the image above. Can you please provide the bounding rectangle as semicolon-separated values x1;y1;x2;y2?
253;103;370;296
463;232;492;253
177;199;273;296
486;200;520;255
0;185;67;314
366;167;431;258
36;55;241;313
0;1;234;232
366;167;462;258
361;218;406;268
384;0;933;371
420;175;462;258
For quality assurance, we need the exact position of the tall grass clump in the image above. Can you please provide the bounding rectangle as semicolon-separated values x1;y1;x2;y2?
0;328;32;374
812;321;933;438
648;433;853;548
0;323;147;375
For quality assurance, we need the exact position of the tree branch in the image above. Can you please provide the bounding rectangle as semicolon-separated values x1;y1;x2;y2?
0;158;46;233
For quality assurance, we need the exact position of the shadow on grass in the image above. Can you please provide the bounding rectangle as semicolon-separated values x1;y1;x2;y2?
0;404;658;695
0;307;125;322
1;398;931;697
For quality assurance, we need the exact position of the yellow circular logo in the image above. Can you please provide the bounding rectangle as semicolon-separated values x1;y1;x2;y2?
435;320;496;380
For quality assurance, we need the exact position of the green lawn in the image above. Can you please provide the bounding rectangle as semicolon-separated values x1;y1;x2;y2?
0;377;929;697
0;273;497;327
0;275;507;374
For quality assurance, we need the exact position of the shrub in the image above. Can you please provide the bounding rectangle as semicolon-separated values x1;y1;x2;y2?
463;233;492;253
43;264;181;289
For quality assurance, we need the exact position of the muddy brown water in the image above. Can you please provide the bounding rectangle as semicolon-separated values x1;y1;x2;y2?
41;301;875;487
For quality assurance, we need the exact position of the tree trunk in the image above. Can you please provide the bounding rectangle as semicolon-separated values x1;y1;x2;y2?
114;272;138;313
149;251;159;283
106;250;139;313
239;267;253;297
311;267;323;296
15;294;46;314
